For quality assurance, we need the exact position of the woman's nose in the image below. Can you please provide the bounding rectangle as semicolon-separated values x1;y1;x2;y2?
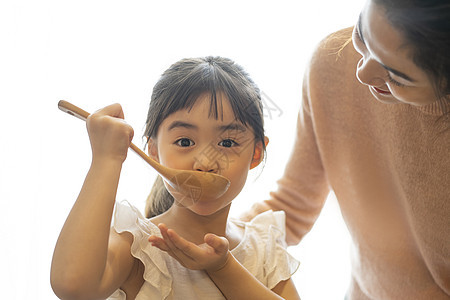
356;57;385;87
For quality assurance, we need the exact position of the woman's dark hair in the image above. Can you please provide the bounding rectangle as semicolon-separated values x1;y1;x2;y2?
375;0;450;105
143;56;265;218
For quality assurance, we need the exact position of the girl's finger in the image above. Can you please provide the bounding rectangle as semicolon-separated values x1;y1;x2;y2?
158;224;191;261
95;103;125;119
148;236;170;252
167;229;197;259
158;224;176;249
204;233;229;254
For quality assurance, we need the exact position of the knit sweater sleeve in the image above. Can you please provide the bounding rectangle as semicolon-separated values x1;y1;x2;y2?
247;37;335;245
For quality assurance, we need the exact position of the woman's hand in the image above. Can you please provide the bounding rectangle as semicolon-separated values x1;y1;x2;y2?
149;224;230;272
86;103;134;163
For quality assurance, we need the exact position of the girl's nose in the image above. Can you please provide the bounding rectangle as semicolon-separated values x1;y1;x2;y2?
193;153;220;173
356;57;385;87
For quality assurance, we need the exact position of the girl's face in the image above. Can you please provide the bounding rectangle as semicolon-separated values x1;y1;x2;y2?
352;0;437;106
148;93;265;216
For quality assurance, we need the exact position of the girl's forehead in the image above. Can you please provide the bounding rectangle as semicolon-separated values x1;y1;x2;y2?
184;92;238;122
158;94;252;134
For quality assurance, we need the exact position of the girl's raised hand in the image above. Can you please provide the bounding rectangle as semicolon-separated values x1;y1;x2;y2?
86;103;134;163
149;224;230;272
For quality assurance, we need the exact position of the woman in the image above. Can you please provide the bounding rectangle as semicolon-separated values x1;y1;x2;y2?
145;0;449;299
244;0;450;299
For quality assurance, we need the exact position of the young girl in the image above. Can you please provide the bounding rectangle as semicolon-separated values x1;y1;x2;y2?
51;56;300;299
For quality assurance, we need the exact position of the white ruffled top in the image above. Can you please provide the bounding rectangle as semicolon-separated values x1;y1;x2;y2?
108;201;300;300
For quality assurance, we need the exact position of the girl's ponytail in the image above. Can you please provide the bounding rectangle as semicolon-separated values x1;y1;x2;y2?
145;175;174;218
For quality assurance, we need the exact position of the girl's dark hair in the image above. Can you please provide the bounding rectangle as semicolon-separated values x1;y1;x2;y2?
375;0;450;106
143;56;265;218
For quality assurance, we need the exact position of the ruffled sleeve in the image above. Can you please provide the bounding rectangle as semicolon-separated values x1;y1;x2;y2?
231;210;300;289
110;201;173;299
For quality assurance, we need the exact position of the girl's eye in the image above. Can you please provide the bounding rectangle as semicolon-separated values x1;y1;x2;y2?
387;72;406;87
175;138;194;147
218;139;238;148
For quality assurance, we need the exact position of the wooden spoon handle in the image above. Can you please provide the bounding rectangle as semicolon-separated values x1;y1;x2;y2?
57;100;166;175
58;100;90;121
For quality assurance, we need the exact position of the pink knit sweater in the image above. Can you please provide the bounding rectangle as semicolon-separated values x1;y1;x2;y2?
249;28;450;299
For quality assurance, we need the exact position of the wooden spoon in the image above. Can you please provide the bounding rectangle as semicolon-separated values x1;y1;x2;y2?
58;100;230;202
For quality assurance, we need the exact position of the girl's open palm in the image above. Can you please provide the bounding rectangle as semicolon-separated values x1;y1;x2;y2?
149;224;230;272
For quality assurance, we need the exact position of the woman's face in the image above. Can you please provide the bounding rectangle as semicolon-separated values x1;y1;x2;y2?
352;0;437;106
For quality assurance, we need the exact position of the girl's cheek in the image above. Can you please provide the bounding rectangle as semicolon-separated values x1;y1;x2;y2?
159;150;184;168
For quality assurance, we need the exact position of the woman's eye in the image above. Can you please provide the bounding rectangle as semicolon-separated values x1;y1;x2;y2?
175;138;194;147
219;139;237;148
387;72;406;87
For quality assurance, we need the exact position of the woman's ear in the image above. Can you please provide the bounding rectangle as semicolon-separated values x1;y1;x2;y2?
250;136;269;170
147;138;159;162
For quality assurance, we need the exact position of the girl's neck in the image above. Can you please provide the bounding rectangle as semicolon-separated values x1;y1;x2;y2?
151;204;233;245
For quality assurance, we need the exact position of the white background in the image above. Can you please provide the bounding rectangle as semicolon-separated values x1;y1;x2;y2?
0;1;363;299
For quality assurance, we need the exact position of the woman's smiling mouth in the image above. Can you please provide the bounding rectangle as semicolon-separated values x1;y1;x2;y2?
372;86;391;95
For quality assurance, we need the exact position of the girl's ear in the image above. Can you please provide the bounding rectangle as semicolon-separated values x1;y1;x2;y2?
147;138;159;162
250;136;269;170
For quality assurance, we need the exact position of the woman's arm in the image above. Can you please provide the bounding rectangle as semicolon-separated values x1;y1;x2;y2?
50;104;135;299
241;52;332;245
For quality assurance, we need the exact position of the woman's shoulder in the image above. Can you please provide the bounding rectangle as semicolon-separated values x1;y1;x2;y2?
319;27;354;51
308;27;358;73
304;27;361;97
